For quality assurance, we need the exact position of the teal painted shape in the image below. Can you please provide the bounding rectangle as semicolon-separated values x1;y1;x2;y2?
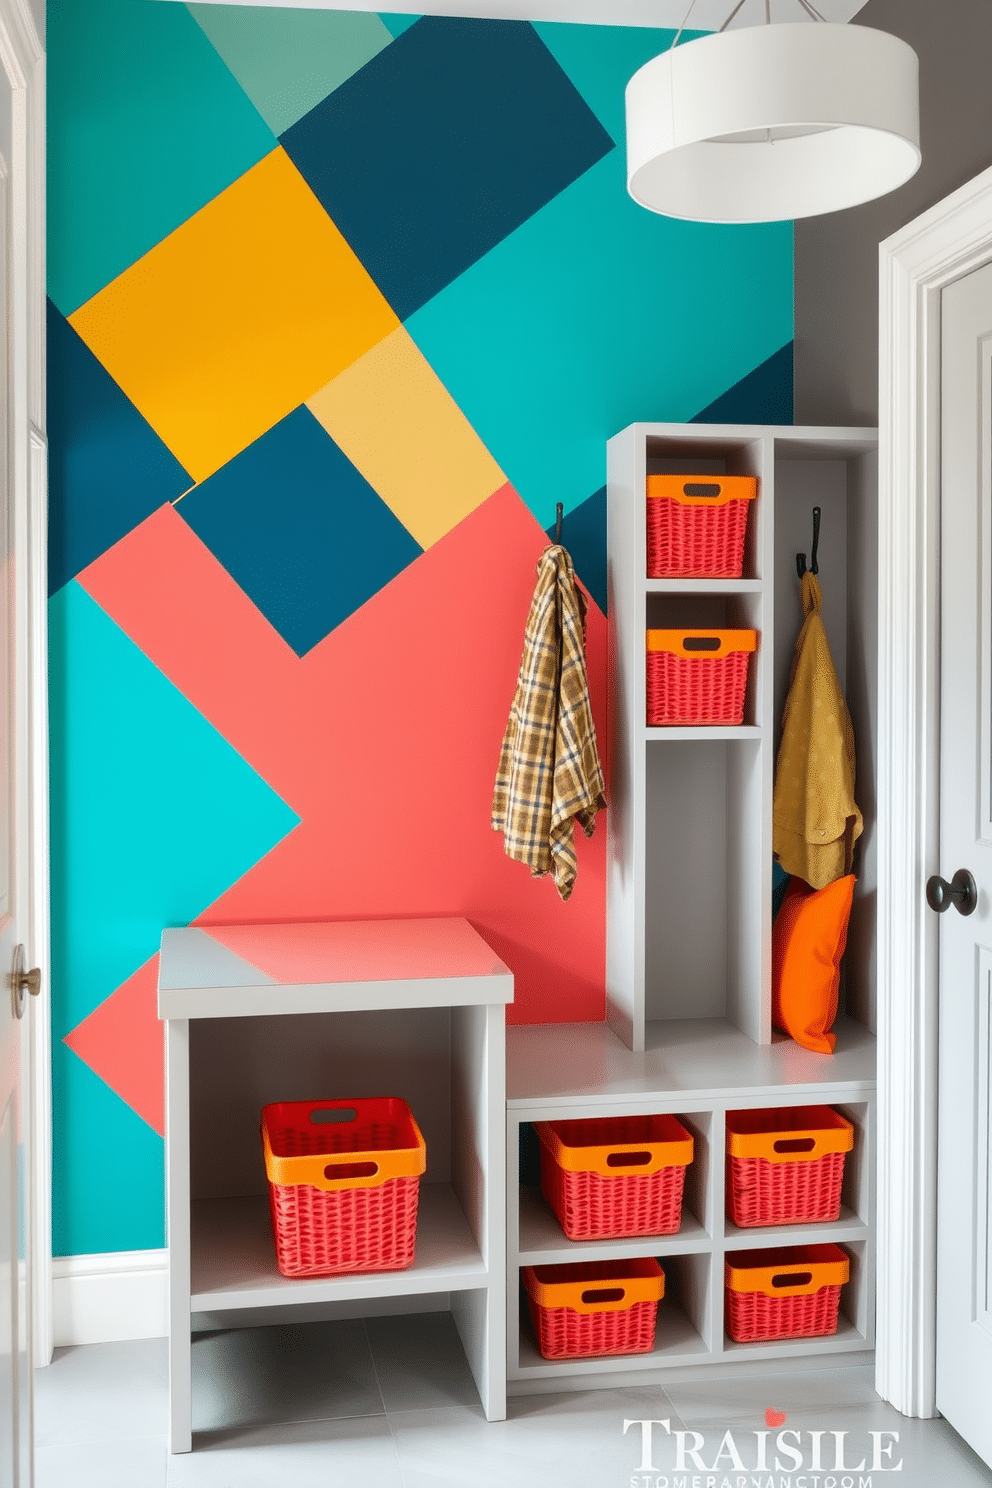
47;0;277;317
188;3;393;138
379;14;421;37
48;581;300;1040
405;140;793;530
52;1044;165;1256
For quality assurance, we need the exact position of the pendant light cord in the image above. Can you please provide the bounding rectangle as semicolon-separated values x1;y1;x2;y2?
708;0;826;39
670;0;701;50
716;0;748;32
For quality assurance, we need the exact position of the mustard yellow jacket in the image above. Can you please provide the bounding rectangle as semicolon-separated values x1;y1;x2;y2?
773;573;863;890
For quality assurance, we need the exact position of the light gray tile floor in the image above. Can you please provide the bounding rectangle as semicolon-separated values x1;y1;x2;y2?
34;1313;992;1488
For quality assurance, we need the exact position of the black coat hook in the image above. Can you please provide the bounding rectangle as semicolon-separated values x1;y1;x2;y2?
555;502;563;545
796;506;821;579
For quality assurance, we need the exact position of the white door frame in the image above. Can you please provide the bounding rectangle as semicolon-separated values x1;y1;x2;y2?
0;0;48;1369
877;163;992;1418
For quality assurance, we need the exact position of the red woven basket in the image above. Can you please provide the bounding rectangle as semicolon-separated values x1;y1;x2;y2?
726;1106;854;1228
646;631;757;727
647;475;757;578
261;1097;426;1279
725;1244;849;1343
523;1258;665;1359
535;1114;693;1241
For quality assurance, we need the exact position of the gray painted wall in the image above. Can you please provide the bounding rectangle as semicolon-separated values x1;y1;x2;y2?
794;0;992;425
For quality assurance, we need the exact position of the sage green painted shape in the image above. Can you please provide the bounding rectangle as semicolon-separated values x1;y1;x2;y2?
188;3;394;137
47;0;277;318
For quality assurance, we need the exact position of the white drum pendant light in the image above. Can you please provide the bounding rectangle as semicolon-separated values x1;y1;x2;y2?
626;3;921;223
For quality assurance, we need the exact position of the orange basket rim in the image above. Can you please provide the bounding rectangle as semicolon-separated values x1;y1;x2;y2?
726;1108;853;1162
647;629;757;656
261;1098;426;1191
725;1244;850;1297
523;1260;664;1311
535;1116;693;1176
647;474;758;508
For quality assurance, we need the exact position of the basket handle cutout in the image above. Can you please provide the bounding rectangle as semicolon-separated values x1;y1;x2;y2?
771;1271;813;1288
581;1287;626;1305
772;1137;816;1154
606;1150;652;1168
324;1160;379;1181
682;636;721;652
310;1108;358;1124
682;482;722;498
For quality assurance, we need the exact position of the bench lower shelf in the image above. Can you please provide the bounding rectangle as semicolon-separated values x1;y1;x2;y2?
189;1184;488;1312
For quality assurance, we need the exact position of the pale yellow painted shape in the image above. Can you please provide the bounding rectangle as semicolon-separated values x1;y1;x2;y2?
69;148;400;483
307;325;506;550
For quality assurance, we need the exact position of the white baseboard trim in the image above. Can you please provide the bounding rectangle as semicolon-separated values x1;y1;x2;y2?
50;1251;452;1350
52;1250;167;1349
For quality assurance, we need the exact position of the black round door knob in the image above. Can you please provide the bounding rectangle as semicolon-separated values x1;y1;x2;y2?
926;868;978;916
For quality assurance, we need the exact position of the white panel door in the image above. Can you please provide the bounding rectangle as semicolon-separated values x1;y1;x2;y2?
935;258;992;1467
0;41;29;1488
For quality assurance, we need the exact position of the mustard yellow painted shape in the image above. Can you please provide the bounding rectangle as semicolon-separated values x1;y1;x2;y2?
306;325;506;550
69;148;400;484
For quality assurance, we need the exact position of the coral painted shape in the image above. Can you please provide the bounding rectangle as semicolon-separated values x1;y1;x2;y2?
79;484;608;1026
63;956;165;1136
203;917;507;988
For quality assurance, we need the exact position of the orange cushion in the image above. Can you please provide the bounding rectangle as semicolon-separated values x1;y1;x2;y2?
772;875;855;1054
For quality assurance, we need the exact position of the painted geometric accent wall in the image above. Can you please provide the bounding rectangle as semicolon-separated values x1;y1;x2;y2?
47;0;794;1256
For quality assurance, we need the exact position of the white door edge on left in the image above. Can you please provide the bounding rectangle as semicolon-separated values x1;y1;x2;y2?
0;0;49;1427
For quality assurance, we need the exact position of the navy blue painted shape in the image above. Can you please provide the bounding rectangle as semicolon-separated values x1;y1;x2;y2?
47;300;192;596
280;17;615;321
692;342;794;427
177;406;423;655
772;861;791;922
545;484;606;616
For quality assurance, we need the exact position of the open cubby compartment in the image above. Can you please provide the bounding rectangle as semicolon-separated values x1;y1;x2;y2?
513;1248;713;1380
720;1236;872;1360
644;735;767;1040
643;430;768;582
188;1006;490;1281
514;1109;714;1260
645;590;765;730
773;436;878;1035
722;1098;874;1243
183;1003;501;1423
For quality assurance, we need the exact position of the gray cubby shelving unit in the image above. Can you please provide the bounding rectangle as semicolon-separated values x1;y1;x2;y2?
505;423;878;1392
